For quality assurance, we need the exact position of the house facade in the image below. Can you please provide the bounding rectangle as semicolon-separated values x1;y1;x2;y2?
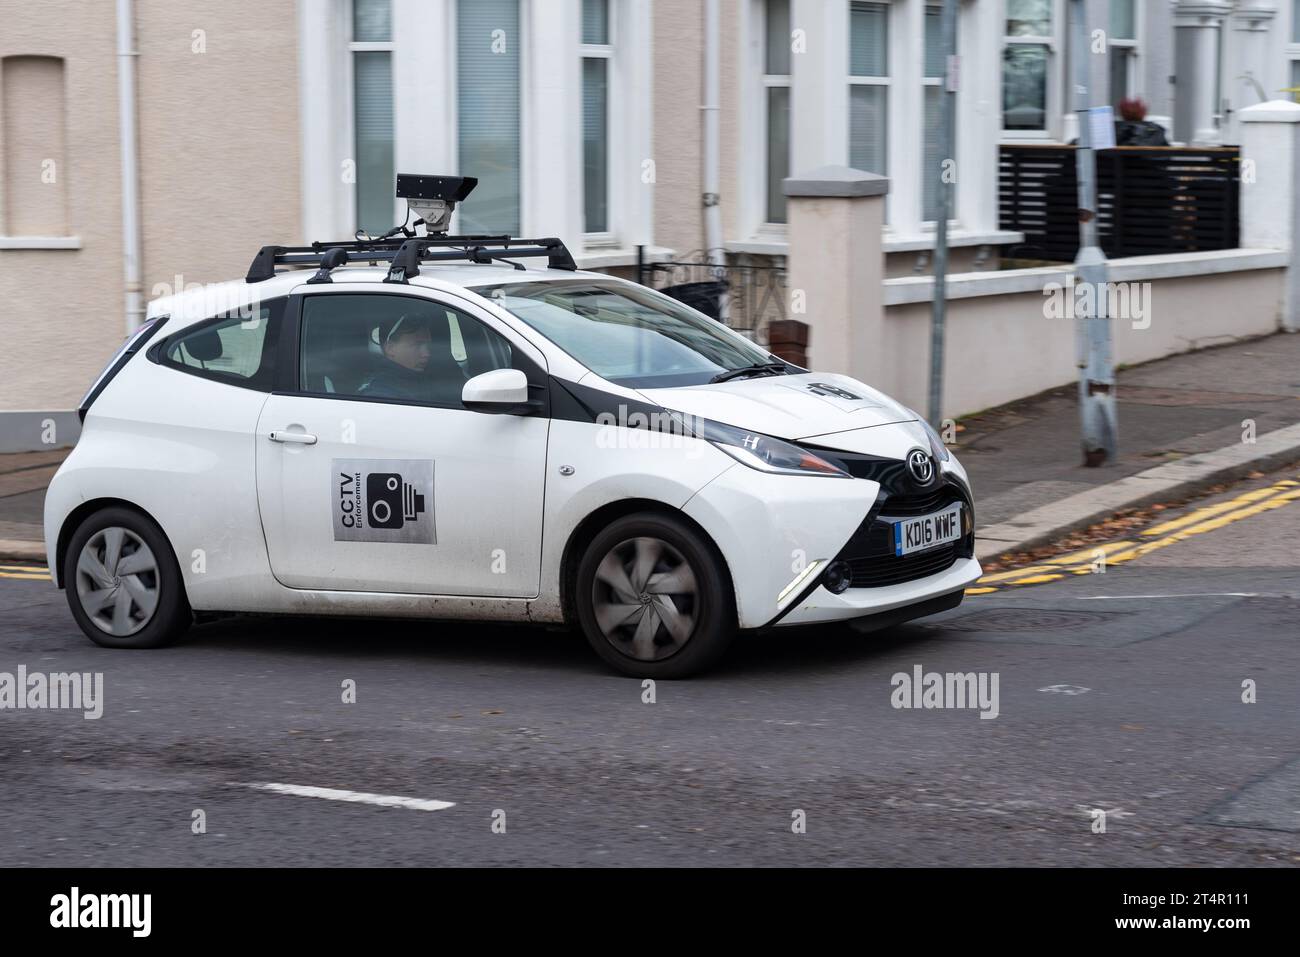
1;0;1298;437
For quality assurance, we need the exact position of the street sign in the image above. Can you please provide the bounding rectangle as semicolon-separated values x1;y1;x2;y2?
1088;106;1116;151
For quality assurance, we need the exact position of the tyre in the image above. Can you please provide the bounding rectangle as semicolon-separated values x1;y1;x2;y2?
574;512;735;678
63;506;192;649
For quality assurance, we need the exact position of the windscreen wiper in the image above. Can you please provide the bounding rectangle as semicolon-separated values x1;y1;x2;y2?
710;362;788;384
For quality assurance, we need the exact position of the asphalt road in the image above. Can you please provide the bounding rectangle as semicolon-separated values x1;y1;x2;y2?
1;475;1298;867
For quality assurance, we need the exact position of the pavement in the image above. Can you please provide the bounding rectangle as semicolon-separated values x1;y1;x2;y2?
957;332;1300;557
0;450;64;563
3;332;1297;565
1;464;1297;865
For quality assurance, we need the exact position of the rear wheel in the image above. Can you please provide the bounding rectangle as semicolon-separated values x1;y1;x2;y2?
63;507;191;649
574;513;735;678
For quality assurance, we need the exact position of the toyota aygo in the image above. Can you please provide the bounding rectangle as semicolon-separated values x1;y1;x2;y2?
46;176;980;677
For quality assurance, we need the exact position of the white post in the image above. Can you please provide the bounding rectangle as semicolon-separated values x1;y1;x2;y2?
522;0;582;249
298;0;352;242
623;0;654;252
783;167;888;383
1239;99;1300;332
789;0;848;176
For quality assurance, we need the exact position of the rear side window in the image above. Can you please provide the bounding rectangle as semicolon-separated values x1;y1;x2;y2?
158;297;285;391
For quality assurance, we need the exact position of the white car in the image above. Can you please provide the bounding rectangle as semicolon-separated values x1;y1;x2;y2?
46;225;980;677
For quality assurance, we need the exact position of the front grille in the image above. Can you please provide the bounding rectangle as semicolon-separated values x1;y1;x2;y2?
844;541;963;588
877;486;957;518
830;479;974;589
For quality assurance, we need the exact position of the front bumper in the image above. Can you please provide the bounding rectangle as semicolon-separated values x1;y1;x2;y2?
776;555;981;626
683;455;982;630
777;466;980;626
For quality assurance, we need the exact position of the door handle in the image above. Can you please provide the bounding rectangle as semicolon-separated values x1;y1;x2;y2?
268;430;318;445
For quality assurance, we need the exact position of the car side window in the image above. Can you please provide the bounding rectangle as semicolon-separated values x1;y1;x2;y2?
158;298;284;391
298;294;514;408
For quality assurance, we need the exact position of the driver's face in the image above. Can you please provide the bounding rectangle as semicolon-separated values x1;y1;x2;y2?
385;328;433;372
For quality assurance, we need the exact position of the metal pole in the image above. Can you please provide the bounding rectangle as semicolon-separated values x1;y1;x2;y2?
926;0;958;427
1071;0;1118;465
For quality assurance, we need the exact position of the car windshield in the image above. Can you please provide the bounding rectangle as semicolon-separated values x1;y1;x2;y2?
470;278;777;388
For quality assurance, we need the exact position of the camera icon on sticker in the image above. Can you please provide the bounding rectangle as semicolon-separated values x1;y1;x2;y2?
367;472;426;529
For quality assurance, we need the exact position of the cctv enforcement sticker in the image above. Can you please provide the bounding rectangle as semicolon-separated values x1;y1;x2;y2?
332;458;435;544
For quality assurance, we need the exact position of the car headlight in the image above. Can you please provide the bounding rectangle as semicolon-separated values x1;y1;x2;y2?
909;411;951;462
685;417;850;478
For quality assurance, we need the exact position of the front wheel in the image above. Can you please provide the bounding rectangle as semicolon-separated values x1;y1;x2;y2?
63;506;192;649
574;512;735;678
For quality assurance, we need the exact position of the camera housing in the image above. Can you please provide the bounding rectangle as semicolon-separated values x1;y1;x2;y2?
395;174;478;234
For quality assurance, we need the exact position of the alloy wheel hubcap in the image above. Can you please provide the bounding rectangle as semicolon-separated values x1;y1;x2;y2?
591;536;699;662
74;527;160;637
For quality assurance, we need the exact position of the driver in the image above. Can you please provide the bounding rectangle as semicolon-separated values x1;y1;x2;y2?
359;312;435;401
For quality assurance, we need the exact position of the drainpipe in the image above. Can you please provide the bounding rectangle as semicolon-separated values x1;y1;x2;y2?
702;0;724;274
116;0;144;332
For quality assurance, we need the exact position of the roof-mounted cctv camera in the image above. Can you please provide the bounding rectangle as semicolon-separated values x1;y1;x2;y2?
395;174;478;235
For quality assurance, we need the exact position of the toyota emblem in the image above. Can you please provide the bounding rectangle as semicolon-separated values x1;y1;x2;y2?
907;449;934;485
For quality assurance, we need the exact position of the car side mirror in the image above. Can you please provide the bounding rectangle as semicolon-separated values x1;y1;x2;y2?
462;368;533;414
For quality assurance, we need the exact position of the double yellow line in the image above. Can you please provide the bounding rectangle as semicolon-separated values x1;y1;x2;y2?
0;563;51;582
967;477;1300;595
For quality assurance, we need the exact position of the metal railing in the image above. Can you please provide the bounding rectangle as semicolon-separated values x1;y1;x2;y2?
999;144;1241;263
638;250;787;342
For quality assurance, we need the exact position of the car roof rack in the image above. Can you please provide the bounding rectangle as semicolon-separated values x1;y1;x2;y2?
247;173;579;283
244;234;577;284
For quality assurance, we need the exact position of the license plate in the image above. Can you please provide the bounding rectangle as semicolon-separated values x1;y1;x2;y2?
891;503;963;557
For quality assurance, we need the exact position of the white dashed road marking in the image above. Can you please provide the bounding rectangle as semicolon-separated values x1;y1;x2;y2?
1074;593;1262;600
242;782;455;811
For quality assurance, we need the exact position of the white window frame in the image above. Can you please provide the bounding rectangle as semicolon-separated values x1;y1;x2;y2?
885;0;918;235
761;0;792;230
345;1;402;235
580;1;616;245
731;0;1005;251
1000;0;1064;141
847;2;892;176
921;2;946;225
1107;0;1141;107
302;1;616;259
